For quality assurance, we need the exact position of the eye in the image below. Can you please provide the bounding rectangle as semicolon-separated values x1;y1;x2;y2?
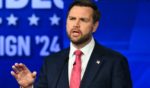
80;18;89;22
68;17;76;20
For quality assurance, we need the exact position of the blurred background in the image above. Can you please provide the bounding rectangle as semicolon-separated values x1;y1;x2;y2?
0;0;150;88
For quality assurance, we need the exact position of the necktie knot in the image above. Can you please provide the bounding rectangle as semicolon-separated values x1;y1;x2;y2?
74;50;82;57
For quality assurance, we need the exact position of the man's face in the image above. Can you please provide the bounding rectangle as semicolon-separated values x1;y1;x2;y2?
66;6;98;45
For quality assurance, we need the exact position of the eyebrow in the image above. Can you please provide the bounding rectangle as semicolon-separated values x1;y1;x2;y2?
68;16;89;20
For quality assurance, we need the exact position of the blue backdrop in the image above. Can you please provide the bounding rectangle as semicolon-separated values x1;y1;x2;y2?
0;0;150;88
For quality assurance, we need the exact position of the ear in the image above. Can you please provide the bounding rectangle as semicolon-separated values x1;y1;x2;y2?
92;21;99;33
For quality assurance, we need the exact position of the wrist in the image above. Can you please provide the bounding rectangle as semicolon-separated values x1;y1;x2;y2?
20;85;33;88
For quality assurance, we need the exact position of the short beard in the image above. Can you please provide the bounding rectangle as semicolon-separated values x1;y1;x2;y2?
68;33;92;46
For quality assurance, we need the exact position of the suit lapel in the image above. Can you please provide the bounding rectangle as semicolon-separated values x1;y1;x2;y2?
80;43;104;88
56;59;69;88
52;48;70;88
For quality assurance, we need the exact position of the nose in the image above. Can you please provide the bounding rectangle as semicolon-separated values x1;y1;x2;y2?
74;20;80;28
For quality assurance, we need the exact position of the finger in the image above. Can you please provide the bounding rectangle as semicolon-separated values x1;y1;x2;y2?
14;63;24;72
11;71;18;79
18;63;30;72
32;71;37;78
14;63;29;73
12;65;20;74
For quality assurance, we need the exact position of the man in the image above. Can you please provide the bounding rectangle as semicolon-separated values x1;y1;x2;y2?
11;0;132;88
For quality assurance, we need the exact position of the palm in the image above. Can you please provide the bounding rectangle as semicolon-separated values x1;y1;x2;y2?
17;70;34;87
11;63;36;88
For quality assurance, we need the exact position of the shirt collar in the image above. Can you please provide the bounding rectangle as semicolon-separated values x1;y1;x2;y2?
69;37;95;57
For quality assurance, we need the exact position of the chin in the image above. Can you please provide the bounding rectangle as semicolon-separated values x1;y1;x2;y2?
71;39;85;45
71;40;80;44
71;39;80;44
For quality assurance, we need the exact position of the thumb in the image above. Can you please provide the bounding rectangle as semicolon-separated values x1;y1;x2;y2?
32;71;37;78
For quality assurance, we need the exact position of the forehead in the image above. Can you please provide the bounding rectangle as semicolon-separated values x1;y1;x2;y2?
68;6;94;17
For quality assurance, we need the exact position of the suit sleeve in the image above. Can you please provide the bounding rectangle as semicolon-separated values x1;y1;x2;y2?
34;59;48;88
112;57;132;88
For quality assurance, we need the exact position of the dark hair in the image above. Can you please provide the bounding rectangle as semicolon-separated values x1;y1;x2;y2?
67;0;101;23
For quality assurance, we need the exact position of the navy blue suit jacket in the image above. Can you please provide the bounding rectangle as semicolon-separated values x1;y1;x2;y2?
34;42;132;88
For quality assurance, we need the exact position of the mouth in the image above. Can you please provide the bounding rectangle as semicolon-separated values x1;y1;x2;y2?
71;29;81;37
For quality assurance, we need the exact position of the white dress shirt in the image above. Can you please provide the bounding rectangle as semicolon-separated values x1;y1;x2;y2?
68;37;95;84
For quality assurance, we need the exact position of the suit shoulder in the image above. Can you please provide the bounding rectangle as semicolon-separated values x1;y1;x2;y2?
44;48;69;62
95;43;127;60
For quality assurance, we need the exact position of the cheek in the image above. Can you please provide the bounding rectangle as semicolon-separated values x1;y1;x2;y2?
66;21;72;28
67;21;74;32
82;26;93;34
66;25;71;34
66;22;70;30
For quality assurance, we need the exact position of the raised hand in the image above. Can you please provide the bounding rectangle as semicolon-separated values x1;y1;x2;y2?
11;63;37;88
